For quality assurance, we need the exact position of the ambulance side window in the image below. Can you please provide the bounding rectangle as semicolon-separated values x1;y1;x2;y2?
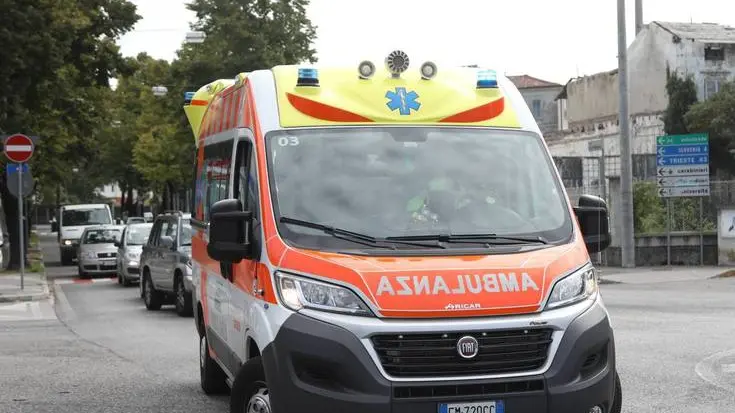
202;141;233;222
235;140;259;220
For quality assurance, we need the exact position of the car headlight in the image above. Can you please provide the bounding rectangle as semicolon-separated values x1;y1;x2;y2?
64;239;73;246
545;265;598;310
275;272;373;316
125;251;140;261
82;251;96;259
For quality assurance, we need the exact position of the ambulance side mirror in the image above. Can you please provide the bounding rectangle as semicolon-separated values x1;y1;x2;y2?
573;194;611;254
207;198;253;263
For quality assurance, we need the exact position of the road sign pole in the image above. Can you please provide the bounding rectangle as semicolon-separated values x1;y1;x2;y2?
18;163;24;290
666;198;671;266
617;0;635;268
700;197;704;266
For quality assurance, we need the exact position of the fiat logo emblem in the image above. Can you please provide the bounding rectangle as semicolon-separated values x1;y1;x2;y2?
456;335;479;359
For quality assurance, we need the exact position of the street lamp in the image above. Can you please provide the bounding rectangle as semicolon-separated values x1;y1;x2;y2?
151;86;168;97
184;31;206;44
588;139;607;201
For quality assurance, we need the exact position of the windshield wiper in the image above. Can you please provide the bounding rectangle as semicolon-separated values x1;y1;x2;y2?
387;233;549;245
279;217;445;249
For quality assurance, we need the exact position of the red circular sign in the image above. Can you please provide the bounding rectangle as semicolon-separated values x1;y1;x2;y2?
4;134;34;163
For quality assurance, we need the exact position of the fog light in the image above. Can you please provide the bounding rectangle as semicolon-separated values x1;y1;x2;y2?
588;406;603;413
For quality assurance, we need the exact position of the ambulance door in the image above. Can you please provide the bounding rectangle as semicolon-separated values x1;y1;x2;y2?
201;138;237;369
226;136;261;364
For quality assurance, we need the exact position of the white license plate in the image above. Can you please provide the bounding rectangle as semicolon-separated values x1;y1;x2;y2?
103;260;116;266
438;401;504;413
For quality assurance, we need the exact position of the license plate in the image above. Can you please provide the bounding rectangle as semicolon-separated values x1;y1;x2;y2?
438;401;504;413
103;260;116;266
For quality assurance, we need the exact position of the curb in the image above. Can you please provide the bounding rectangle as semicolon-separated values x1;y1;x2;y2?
0;231;51;303
599;277;623;285
711;269;735;279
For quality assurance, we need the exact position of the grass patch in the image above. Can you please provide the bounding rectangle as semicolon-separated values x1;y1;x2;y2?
714;269;735;279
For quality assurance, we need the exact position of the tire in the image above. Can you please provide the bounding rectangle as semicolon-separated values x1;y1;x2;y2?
610;371;622;413
143;272;163;311
200;332;229;395
117;271;123;285
121;271;132;287
230;356;269;413
175;273;193;317
61;250;73;266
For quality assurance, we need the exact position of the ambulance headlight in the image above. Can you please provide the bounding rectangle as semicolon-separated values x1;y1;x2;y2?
275;272;373;316
545;264;598;310
420;61;437;80
358;60;375;79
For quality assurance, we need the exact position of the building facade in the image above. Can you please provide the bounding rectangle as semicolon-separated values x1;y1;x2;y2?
507;75;563;135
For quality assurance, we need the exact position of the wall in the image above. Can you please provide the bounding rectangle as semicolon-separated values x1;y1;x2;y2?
546;114;663;160
518;86;562;134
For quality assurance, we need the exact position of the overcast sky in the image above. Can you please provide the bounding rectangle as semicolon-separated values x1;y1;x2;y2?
118;0;735;85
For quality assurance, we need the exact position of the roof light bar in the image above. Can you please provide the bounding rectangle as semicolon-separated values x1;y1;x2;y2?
476;69;498;89
184;91;195;104
296;68;319;87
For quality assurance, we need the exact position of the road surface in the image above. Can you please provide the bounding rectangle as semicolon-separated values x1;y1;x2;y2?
0;229;734;412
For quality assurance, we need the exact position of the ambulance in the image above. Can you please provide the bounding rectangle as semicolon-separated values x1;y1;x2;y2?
185;50;621;413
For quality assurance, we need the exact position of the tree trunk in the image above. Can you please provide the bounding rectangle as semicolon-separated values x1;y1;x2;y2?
120;182;127;215
125;186;134;216
2;184;24;270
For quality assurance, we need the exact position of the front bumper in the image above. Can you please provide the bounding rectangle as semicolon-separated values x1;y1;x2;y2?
262;298;616;413
79;258;118;274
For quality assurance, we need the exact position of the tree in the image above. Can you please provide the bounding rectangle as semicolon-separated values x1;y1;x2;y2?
685;81;735;176
662;67;698;135
0;0;140;269
126;0;318;210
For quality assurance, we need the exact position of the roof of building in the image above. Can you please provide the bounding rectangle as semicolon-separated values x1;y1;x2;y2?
653;21;735;44
507;75;562;89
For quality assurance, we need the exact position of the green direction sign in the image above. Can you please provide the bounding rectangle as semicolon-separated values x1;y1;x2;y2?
656;133;709;146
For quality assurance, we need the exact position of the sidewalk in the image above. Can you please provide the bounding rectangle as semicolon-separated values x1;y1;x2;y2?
0;272;50;303
597;266;729;284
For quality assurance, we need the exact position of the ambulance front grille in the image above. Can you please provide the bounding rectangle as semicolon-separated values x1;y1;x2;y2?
371;328;553;378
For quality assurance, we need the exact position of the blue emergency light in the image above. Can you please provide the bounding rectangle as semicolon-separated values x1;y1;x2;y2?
476;69;498;89
296;68;320;87
184;91;195;104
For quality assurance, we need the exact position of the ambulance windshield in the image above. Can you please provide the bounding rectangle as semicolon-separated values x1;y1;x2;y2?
266;127;573;251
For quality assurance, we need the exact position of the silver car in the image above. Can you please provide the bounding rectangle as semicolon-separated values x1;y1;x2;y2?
77;225;125;278
115;222;153;286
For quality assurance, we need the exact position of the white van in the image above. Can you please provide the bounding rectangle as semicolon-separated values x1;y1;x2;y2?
54;203;113;265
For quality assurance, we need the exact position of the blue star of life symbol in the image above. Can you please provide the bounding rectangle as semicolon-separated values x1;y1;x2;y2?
385;87;421;115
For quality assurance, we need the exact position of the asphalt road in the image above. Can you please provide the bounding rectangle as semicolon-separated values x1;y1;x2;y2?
0;229;734;412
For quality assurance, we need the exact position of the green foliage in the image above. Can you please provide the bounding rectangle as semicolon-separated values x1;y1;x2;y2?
633;181;716;234
685;80;735;176
633;181;666;233
663;68;698;135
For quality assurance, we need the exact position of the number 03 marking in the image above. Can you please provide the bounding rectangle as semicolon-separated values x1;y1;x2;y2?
277;136;300;147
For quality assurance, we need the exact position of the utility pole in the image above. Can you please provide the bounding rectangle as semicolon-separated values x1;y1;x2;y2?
635;0;643;35
618;0;635;268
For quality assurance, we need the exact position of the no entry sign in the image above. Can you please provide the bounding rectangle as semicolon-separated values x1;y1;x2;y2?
4;133;34;163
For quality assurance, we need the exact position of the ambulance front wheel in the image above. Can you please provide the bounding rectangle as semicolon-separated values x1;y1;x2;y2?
199;332;229;395
230;356;270;413
611;371;622;413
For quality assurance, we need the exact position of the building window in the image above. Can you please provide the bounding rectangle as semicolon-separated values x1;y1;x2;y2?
704;78;723;100
705;45;725;61
532;99;542;118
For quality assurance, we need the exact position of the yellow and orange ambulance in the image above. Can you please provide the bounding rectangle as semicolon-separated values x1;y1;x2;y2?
183;50;620;413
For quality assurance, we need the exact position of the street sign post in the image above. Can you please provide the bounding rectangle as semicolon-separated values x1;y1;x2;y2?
7;164;34;199
4;133;35;290
656;133;710;266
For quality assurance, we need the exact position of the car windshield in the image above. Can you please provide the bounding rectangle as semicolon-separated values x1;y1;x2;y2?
82;229;121;244
125;225;152;246
62;208;111;226
266;127;572;251
127;217;145;224
180;220;193;246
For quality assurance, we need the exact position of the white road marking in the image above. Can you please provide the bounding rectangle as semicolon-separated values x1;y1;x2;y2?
0;301;56;322
695;348;735;394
